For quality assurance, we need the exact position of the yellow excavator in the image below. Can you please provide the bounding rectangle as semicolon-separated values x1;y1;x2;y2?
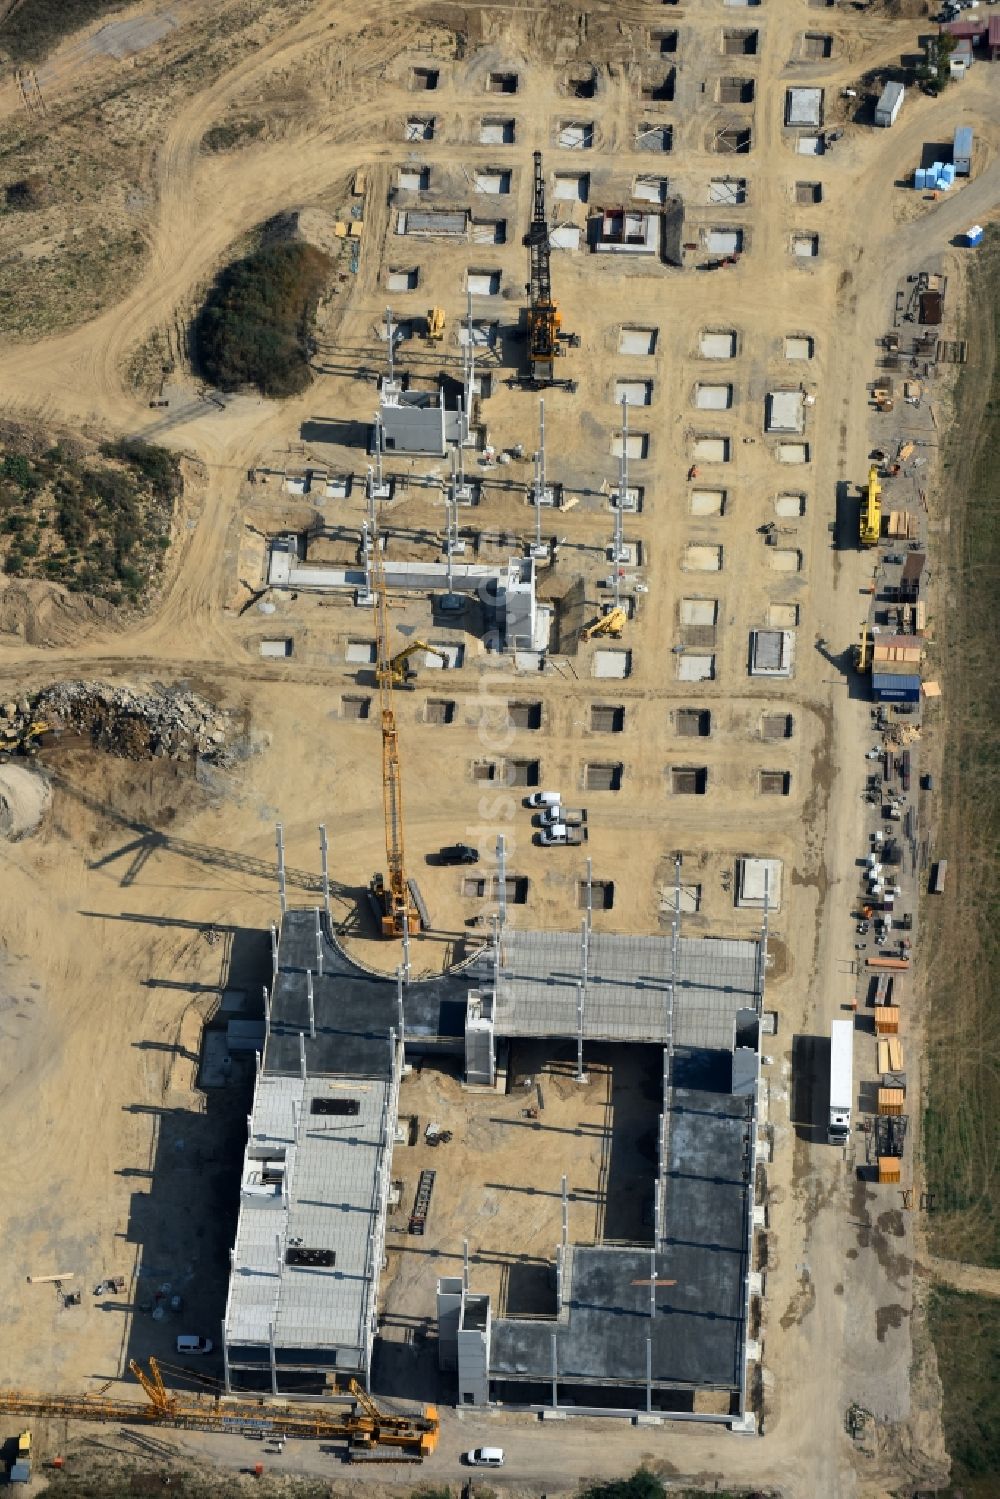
860;465;882;548
0;720;53;756
0;1358;438;1459
379;640;448;689
425;307;445;342
580;607;627;642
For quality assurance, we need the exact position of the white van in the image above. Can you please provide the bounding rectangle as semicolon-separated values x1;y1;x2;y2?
464;1447;505;1467
176;1334;213;1355
526;790;560;808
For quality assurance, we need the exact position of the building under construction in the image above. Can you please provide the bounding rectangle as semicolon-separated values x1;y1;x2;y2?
222;856;767;1428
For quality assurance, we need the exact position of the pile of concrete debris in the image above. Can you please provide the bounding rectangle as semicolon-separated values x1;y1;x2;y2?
8;681;235;762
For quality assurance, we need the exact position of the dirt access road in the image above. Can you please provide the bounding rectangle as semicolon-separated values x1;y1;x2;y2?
0;1;999;1497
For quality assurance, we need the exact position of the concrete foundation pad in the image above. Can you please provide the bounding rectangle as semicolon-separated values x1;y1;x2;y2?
691;489;726;516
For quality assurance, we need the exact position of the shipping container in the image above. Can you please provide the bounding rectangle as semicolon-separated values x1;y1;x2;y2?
874;81;904;127
931;859;948;894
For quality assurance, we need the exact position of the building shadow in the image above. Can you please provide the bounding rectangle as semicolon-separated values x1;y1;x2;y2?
300;417;371;449
370;1327;442;1405
791;1033;829;1145
602;1044;662;1244
116;937;264;1397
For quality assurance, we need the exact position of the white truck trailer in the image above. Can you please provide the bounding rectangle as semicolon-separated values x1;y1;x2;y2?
828;1019;854;1145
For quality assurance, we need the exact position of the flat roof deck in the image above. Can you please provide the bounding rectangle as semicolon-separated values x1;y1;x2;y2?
490;1061;751;1391
226;1072;391;1362
491;929;760;1049
269;914;761;1060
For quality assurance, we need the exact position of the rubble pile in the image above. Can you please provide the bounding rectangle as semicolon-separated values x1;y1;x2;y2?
4;681;235;763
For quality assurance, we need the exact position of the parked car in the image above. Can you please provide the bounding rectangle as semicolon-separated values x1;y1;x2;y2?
464;1448;505;1468
438;844;479;865
176;1335;213;1356
538;823;586;847
526;790;561;808
540;805;587;828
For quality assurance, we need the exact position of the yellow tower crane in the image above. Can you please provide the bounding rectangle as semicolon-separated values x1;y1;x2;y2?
369;531;421;938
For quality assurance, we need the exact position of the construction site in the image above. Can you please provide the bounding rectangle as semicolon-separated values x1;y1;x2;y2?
0;0;998;1492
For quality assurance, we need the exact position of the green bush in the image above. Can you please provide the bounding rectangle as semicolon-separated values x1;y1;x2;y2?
202;118;266;153
582;1471;666;1499
194;241;332;398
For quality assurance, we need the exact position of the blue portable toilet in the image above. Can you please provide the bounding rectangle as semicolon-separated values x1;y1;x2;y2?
915;167;926;190
966;224;985;247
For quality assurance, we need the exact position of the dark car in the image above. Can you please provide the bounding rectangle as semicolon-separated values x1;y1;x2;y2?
439;844;479;865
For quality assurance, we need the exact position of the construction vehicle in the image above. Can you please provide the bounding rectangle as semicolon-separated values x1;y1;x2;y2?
580;606;627;642
425;307;445;343
538;823;587;847
860;465;882;547
6;1429;30;1484
369;533;422;938
0;1359;438;1460
539;805;587;829
0;720;53;756
828;1019;854;1145
524;150;576;387
380;640;448;689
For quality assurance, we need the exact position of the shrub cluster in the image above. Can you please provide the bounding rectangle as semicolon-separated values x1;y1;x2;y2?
0;437;181;606
194;242;332;398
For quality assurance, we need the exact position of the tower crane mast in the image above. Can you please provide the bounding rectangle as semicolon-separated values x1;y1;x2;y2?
369;528;421;938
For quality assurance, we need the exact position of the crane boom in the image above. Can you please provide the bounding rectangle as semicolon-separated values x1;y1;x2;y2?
370;530;420;938
0;1363;439;1457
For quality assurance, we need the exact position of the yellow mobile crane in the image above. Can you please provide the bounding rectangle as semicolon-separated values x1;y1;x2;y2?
0;1358;439;1458
860;465;882;547
369;533;422;938
580;607;627;643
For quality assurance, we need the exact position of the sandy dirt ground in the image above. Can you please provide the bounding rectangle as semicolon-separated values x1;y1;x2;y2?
1;0;1000;1495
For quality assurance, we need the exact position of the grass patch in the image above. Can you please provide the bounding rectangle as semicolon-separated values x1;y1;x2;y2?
37;1463;333;1498
929;1286;1000;1496
0;0;127;63
922;226;1000;1267
0;426;181;607
194;241;332;398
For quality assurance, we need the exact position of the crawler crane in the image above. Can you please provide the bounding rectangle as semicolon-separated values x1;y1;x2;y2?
0;1359;438;1459
524;150;577;387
